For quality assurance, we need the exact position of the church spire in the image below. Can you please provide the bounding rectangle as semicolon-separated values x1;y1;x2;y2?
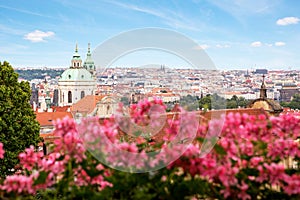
88;43;91;54
75;43;78;53
260;74;267;99
71;43;82;68
83;43;96;76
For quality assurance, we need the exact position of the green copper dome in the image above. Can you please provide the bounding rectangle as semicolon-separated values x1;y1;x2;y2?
59;68;94;82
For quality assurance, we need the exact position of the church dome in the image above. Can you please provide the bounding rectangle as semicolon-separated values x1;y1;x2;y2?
59;68;94;82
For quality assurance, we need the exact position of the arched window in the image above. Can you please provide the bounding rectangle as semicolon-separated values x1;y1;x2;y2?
106;105;110;115
68;91;72;103
81;91;85;99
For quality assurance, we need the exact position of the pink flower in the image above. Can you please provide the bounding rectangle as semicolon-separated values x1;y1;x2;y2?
0;142;5;159
284;174;300;195
19;146;43;171
250;156;264;167
237;181;251;200
1;174;35;194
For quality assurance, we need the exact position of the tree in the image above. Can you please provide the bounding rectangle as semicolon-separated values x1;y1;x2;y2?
180;95;199;111
199;94;227;110
226;95;249;109
199;94;212;110
0;61;40;177
280;93;300;109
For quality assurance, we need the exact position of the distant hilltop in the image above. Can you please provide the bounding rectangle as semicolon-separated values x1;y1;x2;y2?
15;68;64;81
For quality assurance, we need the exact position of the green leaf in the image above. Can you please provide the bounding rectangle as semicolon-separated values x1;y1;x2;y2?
33;171;49;186
214;144;227;155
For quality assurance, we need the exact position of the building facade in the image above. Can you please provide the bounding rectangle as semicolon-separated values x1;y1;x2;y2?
58;44;96;106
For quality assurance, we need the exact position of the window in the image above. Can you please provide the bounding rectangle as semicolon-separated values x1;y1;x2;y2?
68;91;72;103
106;105;110;114
68;75;71;79
81;91;85;99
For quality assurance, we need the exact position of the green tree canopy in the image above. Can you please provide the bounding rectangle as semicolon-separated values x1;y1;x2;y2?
280;93;300;109
226;95;249;109
0;61;40;177
199;94;249;110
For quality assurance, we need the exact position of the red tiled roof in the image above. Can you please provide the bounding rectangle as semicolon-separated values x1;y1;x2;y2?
35;112;73;126
52;106;70;112
71;95;104;114
201;108;267;122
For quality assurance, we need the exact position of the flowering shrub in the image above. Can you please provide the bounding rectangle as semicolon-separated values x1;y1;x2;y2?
0;118;112;199
0;100;300;199
168;113;300;199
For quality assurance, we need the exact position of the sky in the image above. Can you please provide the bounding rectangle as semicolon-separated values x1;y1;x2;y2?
0;0;300;70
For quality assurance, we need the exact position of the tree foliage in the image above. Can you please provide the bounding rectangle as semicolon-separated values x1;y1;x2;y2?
15;69;63;81
280;93;300;109
179;95;199;111
226;95;249;109
0;61;40;177
199;94;249;110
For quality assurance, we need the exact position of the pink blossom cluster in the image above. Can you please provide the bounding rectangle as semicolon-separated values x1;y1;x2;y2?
0;142;4;159
19;145;44;171
1;174;37;194
129;98;165;124
53;117;86;162
77;101;200;172
0;117;112;195
170;112;300;199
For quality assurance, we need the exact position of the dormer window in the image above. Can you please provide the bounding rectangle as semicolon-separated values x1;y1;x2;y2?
69;75;71;79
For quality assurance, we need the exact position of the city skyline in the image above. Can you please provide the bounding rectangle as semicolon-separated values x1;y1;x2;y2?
0;0;300;70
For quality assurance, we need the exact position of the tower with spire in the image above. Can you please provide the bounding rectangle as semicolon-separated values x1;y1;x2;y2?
247;74;283;116
83;43;96;76
71;43;82;68
259;74;267;99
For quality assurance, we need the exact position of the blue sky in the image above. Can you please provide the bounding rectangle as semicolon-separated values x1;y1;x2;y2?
0;0;299;70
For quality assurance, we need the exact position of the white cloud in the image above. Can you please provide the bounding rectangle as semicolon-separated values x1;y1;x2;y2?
24;30;55;42
275;41;286;46
276;17;300;26
250;41;262;47
216;44;230;48
194;44;210;50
